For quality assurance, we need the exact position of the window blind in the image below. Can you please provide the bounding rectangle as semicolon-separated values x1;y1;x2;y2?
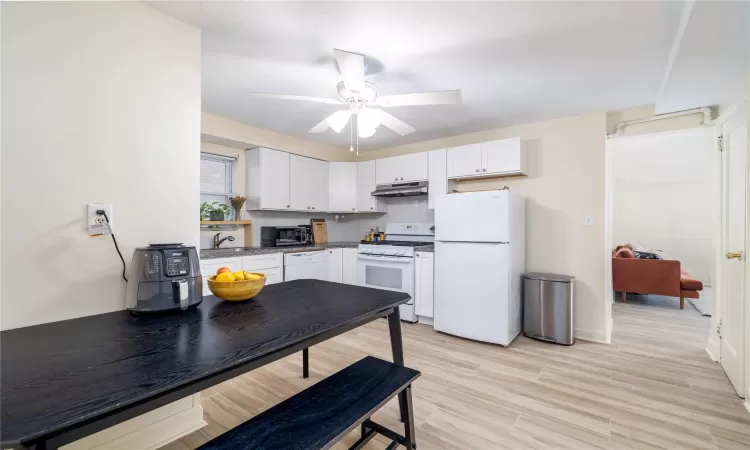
200;153;235;197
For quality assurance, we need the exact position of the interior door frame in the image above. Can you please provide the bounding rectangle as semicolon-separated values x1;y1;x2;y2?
711;100;748;401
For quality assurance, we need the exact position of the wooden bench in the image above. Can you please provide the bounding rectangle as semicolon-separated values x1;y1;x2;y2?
198;356;420;450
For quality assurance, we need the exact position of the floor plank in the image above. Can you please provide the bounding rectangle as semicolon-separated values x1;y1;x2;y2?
161;299;749;450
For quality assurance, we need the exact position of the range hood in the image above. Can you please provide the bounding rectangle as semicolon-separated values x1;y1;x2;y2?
371;181;428;197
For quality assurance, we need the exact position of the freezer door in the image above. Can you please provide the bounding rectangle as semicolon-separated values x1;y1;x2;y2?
435;190;509;242
433;241;512;345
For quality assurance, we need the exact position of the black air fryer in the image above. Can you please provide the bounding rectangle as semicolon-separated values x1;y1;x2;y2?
125;244;202;313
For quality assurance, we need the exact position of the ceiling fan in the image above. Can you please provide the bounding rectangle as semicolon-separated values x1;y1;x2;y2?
248;49;462;146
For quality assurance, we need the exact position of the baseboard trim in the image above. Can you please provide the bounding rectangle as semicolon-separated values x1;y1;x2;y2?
417;316;434;326
705;336;720;362
574;328;608;344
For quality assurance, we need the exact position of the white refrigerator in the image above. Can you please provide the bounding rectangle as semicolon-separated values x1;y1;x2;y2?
433;190;525;346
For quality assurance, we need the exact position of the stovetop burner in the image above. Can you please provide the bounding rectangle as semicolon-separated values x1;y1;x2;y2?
359;240;434;247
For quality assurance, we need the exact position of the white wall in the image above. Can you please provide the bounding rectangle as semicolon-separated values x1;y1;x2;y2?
610;128;717;284
1;2;201;330
358;112;608;342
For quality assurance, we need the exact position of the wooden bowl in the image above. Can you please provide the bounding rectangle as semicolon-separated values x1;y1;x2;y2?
207;273;266;301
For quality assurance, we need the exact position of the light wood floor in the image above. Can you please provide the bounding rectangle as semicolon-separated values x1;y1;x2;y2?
162;302;750;450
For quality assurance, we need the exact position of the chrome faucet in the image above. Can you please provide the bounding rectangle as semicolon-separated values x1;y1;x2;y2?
213;232;235;249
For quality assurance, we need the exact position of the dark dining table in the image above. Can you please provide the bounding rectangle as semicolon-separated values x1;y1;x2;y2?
0;279;411;450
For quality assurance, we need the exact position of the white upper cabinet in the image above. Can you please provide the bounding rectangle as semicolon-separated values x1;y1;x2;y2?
357;160;386;212
428;149;448;210
482;138;527;175
246;147;290;210
329;162;358;212
447;144;482;178
446;138;527;179
376;152;428;185
289;154;329;212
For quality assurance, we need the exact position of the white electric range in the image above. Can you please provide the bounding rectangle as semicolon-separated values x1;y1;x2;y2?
357;223;435;322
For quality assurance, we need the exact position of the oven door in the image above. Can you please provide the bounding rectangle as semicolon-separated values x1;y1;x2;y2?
357;254;415;302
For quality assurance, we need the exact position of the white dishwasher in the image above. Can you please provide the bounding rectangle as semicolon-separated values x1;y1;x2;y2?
284;251;330;282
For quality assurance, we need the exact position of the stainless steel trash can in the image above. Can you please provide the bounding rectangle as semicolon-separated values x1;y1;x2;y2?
522;272;575;345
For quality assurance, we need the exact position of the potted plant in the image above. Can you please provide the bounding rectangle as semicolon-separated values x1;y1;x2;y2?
200;202;231;221
229;196;247;221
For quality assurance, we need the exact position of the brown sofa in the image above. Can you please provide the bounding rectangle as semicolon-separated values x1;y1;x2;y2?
612;246;703;309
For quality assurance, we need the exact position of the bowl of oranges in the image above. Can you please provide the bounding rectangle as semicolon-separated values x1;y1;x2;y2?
206;267;266;301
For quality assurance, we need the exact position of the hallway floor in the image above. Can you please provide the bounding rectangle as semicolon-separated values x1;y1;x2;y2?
163;301;750;449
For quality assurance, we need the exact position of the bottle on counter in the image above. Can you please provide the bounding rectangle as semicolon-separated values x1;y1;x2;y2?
373;226;380;242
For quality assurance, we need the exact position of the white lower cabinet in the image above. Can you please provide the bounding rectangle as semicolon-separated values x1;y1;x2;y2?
414;252;434;319
342;248;359;285
200;253;284;295
327;248;343;283
199;257;243;295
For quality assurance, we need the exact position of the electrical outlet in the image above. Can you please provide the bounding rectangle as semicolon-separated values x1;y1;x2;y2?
584;215;595;227
87;203;113;235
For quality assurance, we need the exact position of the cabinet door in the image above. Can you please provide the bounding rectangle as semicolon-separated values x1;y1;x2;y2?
342;248;359;285
414;252;434;318
328;162;357;212
327;248;342;283
289;154;310;211
260;148;290;209
375;157;398;185
428;149;447;210
254;266;283;285
200;258;243;295
399;152;429;182
357;160;384;212
446;144;482;178
482;138;524;175
307;158;329;212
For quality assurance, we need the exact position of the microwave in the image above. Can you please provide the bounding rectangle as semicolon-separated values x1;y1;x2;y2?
261;226;311;247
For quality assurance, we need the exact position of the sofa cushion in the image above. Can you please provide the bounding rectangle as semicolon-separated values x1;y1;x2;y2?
680;274;703;291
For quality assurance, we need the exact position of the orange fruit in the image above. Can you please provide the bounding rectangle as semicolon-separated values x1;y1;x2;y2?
216;267;231;275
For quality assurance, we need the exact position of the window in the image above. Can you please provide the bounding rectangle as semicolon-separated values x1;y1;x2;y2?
200;152;235;206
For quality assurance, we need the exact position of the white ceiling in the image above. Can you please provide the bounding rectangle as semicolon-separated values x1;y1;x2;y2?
151;1;748;151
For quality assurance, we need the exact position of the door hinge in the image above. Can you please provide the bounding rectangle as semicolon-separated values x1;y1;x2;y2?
717;136;724;152
716;321;722;337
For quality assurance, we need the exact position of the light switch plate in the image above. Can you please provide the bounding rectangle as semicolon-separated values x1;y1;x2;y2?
584;215;595;227
87;203;113;235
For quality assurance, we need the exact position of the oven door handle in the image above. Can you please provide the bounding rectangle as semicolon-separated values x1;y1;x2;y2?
357;254;413;263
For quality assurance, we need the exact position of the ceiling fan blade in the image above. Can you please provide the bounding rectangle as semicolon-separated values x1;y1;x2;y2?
248;93;342;105
379;111;415;136
376;90;462;107
308;110;352;134
334;49;365;93
308;118;330;134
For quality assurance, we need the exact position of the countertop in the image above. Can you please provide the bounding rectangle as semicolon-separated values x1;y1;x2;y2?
200;241;361;259
414;245;434;253
0;280;410;448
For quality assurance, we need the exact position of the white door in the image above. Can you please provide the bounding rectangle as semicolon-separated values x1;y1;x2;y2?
376;157;398;185
260;148;290;210
307;158;329;212
483;138;522;175
327;248;342;283
329;162;357;212
447;143;482;178
342;248;359;285
399;152;429;182
289;154;310;211
357;160;381;212
721;102;747;397
414;252;434;318
435;190;510;243
434;241;510;345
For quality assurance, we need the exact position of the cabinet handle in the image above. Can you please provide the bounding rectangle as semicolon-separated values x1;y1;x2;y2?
395;177;398;181
312;207;315;210
400;177;404;180
286;205;290;208
476;169;480;173
307;206;310;209
482;168;487;172
370;206;373;210
352;208;355;211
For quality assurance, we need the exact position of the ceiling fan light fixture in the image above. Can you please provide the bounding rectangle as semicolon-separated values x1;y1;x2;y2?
337;81;378;103
326;110;352;133
358;108;384;130
358;126;376;138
